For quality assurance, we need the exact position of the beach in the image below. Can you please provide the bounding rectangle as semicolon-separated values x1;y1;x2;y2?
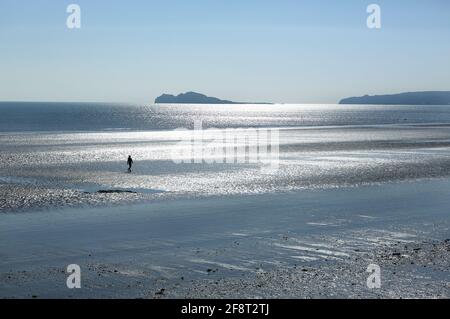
1;103;450;298
1;181;450;298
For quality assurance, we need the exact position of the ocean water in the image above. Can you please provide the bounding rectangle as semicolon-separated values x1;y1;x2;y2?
2;102;450;132
2;102;450;212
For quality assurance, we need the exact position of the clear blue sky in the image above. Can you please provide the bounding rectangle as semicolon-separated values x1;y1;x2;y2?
1;0;449;103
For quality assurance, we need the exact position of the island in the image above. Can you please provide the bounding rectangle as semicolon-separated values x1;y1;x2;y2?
155;92;271;104
339;91;450;105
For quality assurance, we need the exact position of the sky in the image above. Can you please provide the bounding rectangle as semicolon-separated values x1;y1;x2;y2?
0;0;449;104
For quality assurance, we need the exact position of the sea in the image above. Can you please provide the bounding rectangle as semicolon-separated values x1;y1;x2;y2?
2;102;450;212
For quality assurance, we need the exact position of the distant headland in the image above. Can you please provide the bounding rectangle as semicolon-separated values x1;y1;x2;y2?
339;91;450;105
155;92;271;104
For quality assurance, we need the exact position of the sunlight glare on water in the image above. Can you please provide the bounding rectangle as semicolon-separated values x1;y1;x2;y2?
2;103;450;212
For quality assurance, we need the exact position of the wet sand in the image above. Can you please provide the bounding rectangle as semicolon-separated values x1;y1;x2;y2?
4;123;450;213
1;179;449;298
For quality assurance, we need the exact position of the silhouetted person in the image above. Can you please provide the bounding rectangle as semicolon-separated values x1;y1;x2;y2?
127;155;133;172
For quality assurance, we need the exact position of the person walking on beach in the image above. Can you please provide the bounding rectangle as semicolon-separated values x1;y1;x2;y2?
127;155;133;172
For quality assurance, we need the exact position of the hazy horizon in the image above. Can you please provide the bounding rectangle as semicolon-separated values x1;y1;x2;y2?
3;89;450;106
1;0;450;104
